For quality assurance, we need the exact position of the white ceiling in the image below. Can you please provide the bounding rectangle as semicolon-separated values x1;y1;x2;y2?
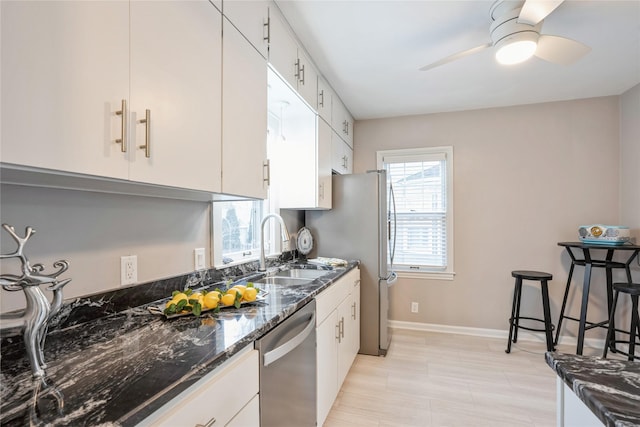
275;0;640;120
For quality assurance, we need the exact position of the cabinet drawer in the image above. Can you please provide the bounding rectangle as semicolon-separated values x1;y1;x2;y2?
141;347;258;427
316;275;350;325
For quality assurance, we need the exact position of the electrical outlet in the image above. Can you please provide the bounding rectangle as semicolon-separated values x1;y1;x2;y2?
411;302;419;313
194;248;206;270
121;255;137;286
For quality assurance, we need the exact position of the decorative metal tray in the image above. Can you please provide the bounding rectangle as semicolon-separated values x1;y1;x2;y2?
148;290;268;319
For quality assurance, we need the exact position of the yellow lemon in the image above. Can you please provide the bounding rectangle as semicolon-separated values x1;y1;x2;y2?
221;293;236;306
165;300;176;309
226;288;242;298
173;292;188;303
203;293;219;309
190;292;202;300
243;287;257;302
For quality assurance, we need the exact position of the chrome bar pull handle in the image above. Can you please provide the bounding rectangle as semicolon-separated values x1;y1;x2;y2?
115;99;127;152
319;90;324;107
351;302;356;320
195;417;216;427
335;323;341;343
263;16;270;43
263;159;271;186
138;109;151;158
340;317;345;339
299;64;305;85
294;59;301;81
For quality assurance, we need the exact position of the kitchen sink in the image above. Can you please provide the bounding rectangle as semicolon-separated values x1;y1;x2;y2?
272;269;329;280
253;277;313;286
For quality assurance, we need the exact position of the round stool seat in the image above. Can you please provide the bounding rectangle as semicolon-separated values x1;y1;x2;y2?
613;282;640;296
512;270;553;281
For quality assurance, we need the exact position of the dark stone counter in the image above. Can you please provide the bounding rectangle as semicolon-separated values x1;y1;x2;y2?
546;352;640;426
0;259;358;426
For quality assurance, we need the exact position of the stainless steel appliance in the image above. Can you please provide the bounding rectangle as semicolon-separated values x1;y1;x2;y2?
306;171;397;356
255;300;316;426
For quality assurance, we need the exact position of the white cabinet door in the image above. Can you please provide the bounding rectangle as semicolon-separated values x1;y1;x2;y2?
227;394;260;427
296;49;318;110
268;7;298;89
351;279;361;359
317;117;333;209
222;0;269;59
317;76;333;124
222;18;268;199
337;294;353;388
316;311;339;427
332;96;354;149
331;130;353;175
1;1;129;180
268;70;318;209
129;1;222;192
315;268;361;426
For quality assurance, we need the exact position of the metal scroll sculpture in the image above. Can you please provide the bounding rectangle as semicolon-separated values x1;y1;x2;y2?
0;224;71;378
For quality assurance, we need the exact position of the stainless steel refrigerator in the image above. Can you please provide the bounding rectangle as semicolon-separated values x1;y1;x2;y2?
305;170;396;356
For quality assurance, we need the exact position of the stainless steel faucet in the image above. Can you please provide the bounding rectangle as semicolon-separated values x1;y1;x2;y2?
259;214;291;272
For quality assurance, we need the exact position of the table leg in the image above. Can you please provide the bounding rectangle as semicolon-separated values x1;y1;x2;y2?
577;263;592;355
554;263;575;346
605;266;616;352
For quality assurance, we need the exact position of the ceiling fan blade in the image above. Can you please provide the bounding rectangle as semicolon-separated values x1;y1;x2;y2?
534;34;591;65
518;0;564;25
419;43;491;71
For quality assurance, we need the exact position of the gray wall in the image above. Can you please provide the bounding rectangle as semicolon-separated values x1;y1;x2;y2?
354;94;637;340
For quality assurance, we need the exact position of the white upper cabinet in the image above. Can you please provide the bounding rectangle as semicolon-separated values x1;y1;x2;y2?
317;118;333;209
1;1;223;194
129;1;222;193
295;49;318;111
331;129;353;175
222;17;268;199
1;1;130;180
268;70;319;209
222;0;269;59
268;8;298;89
268;5;318;109
317;76;333;124
331;96;354;149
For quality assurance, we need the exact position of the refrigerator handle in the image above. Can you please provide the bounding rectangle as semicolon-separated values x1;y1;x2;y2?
388;182;397;270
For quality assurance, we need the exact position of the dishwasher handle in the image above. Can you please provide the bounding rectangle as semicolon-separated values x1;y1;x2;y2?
263;311;315;367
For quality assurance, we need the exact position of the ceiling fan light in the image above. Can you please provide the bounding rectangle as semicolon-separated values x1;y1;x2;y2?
495;33;538;65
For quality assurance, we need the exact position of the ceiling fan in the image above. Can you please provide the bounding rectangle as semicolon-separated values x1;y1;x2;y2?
419;0;591;71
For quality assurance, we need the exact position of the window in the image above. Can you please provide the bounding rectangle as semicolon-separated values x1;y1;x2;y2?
212;200;264;266
377;147;454;279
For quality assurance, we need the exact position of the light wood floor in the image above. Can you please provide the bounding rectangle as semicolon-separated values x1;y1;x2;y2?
324;329;609;427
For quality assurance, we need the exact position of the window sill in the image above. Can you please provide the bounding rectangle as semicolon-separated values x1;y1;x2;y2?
395;270;455;281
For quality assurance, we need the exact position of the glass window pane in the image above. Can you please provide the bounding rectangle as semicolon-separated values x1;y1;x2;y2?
218;200;263;265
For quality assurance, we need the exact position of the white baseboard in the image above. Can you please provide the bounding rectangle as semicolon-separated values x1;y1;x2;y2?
389;320;607;350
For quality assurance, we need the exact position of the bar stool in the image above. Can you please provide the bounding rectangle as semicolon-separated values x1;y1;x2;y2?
602;282;640;361
506;270;555;353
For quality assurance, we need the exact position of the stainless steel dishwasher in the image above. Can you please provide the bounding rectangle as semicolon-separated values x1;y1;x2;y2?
255;300;316;427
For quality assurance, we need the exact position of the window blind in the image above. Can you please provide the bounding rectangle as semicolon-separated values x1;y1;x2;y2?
384;153;449;271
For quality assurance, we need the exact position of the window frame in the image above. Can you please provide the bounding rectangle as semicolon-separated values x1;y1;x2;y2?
377;146;455;280
212;199;265;268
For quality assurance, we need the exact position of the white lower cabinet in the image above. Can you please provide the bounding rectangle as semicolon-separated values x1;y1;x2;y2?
138;347;259;427
315;268;361;426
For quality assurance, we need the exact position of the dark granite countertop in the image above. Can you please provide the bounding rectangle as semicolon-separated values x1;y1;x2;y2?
546;352;640;427
0;259;358;426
